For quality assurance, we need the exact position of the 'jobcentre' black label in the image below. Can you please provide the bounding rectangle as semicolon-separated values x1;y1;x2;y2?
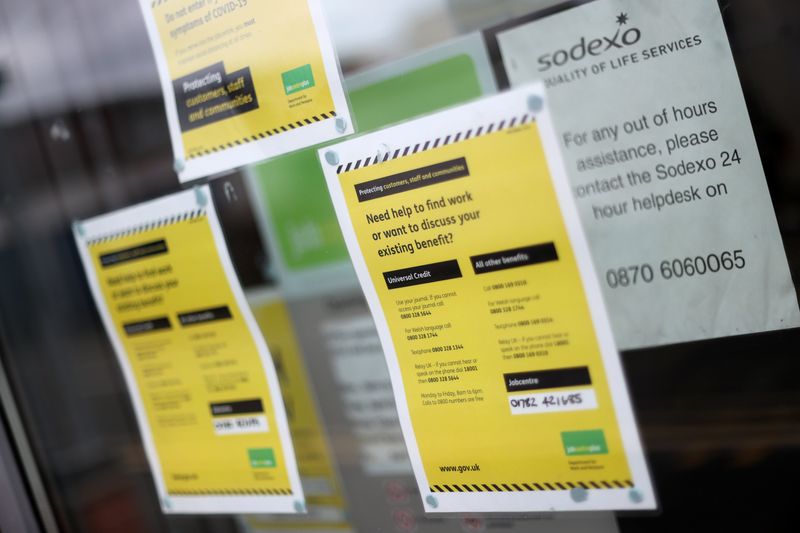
504;367;591;393
100;240;168;267
210;399;264;417
383;260;462;290
355;158;469;202
177;305;233;326
471;243;558;274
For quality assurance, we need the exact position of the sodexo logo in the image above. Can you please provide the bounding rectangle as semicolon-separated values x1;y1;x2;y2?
537;12;642;72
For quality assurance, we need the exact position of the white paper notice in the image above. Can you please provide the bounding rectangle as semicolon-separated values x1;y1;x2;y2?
488;0;800;349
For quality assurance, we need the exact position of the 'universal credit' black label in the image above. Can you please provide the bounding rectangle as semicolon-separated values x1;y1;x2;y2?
122;317;171;336
383;260;462;290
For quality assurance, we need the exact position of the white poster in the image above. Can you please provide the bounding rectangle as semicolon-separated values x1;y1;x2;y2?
486;0;800;349
73;187;304;513
319;85;654;513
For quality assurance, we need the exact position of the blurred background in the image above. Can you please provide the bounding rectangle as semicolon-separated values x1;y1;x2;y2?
1;0;799;532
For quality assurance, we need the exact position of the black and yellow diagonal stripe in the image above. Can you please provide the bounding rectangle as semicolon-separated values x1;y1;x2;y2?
429;479;633;493
86;209;206;246
335;113;533;175
186;111;337;160
169;488;293;496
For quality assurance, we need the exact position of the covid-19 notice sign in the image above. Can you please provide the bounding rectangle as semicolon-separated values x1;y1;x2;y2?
139;0;352;182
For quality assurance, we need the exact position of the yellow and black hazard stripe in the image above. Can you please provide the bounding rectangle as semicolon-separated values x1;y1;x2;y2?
429;479;633;493
169;488;293;496
186;111;337;160
86;209;205;246
335;113;533;175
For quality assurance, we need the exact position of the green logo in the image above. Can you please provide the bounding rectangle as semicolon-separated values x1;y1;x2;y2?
561;430;608;456
282;64;315;95
248;448;276;468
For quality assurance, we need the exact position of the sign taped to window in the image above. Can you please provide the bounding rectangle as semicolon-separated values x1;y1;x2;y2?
73;187;303;513
242;297;352;530
483;0;800;349
139;0;352;182
319;85;655;513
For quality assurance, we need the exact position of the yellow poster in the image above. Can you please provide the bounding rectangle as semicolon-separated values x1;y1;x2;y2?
243;297;351;531
320;86;654;512
73;187;303;513
139;0;352;182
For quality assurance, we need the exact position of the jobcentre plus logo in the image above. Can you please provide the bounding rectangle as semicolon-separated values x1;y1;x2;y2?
537;12;641;72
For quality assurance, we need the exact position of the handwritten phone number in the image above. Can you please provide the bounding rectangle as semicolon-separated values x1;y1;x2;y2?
605;250;745;289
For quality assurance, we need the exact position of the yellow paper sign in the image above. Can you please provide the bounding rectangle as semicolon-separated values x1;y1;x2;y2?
244;298;351;530
320;86;654;512
139;0;352;181
73;187;303;513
